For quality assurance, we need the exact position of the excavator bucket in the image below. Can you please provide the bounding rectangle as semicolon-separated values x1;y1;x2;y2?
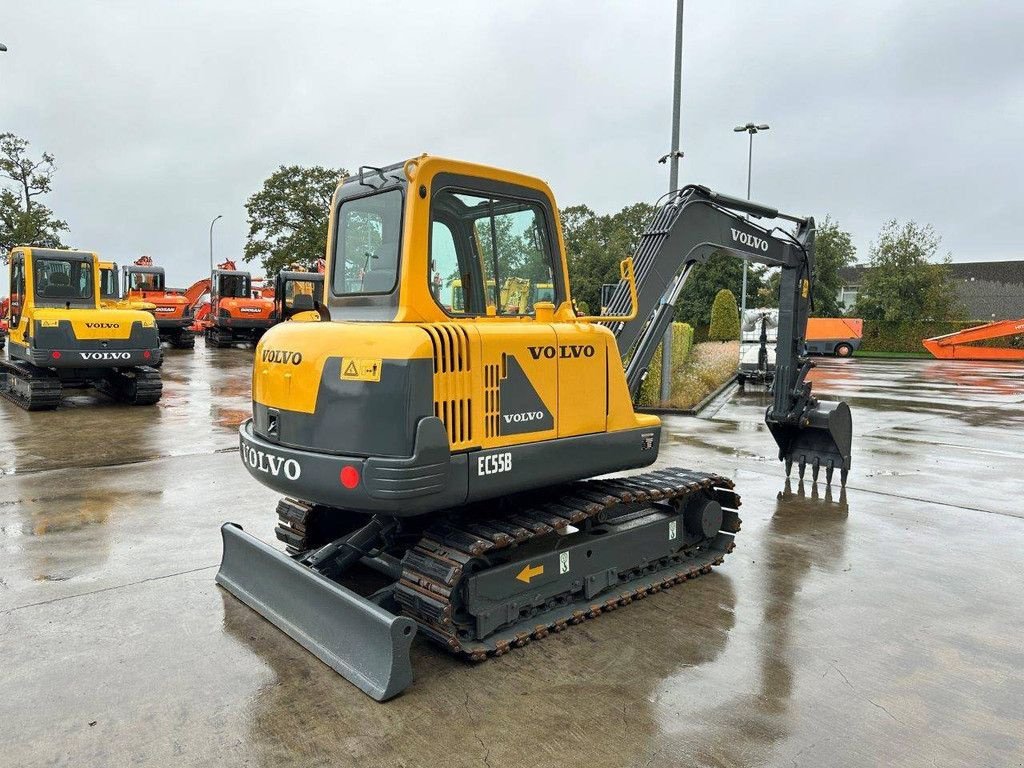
216;523;417;701
767;400;852;485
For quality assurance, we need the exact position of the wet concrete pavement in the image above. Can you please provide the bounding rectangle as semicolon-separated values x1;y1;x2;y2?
1;350;1022;767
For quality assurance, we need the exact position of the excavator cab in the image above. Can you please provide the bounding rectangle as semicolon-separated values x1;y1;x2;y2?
120;260;197;349
99;262;120;302
274;270;325;321
217;156;853;701
204;267;274;347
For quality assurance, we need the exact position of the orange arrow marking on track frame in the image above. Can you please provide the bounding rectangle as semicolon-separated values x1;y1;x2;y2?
516;564;544;583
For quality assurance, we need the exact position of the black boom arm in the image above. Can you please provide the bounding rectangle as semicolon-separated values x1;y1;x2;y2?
602;185;852;484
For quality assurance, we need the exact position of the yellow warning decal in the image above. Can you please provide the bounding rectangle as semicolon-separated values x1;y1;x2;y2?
40;319;59;327
801;279;810;298
340;357;383;382
516;564;544;583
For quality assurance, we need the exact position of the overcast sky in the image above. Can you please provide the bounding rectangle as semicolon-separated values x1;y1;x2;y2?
3;1;1023;290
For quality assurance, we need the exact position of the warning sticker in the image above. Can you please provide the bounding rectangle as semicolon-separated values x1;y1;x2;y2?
668;521;678;541
559;551;570;574
340;357;382;382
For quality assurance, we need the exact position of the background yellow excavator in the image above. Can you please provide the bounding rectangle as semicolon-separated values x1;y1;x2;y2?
1;247;163;410
98;260;157;313
217;156;852;700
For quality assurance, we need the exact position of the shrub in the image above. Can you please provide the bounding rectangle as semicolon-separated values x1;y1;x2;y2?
860;320;981;353
638;322;695;405
709;289;740;341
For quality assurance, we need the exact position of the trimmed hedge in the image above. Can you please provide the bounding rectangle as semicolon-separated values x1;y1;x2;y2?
638;322;695;406
709;289;740;341
860;320;997;353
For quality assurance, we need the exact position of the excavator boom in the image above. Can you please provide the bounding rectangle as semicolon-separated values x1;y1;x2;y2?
603;184;851;483
923;319;1024;360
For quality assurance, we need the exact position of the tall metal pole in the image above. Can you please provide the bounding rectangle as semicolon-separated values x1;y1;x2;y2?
209;214;223;273
660;0;684;403
734;122;768;320
740;131;753;318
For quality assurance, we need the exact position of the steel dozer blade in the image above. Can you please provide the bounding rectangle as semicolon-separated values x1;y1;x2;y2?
767;400;852;485
215;523;416;702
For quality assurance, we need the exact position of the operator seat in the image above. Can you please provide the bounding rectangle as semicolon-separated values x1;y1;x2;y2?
42;272;72;298
361;240;399;293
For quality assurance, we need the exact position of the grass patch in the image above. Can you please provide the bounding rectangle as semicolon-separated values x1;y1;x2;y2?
642;341;739;410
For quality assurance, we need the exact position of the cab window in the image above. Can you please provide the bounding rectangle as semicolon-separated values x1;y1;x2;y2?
283;278;323;309
128;270;164;291
430;221;464;314
429;188;556;316
332;189;403;296
9;255;25;326
100;268;119;300
218;274;250;298
34;257;93;300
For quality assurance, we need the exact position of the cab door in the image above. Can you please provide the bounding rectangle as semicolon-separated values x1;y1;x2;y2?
8;251;27;344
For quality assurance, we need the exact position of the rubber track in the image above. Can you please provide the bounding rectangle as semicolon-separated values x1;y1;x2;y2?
395;467;741;661
99;366;163;405
275;497;367;555
0;359;62;410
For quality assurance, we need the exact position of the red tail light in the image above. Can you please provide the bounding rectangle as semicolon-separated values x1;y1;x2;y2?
51;351;61;360
143;350;151;360
339;466;360;489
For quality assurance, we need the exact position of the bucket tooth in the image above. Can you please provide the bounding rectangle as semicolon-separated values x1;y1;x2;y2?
216;523;416;702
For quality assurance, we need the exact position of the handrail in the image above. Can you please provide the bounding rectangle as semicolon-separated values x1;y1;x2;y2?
576;258;638;323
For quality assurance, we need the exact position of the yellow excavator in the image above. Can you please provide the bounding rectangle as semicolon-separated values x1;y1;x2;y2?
98;260;157;313
217;156;853;700
1;247;163;410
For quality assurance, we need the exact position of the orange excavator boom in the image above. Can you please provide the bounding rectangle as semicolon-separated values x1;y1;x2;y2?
923;318;1024;360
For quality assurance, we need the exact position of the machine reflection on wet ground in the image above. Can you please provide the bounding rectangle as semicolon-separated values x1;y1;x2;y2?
1;351;1022;767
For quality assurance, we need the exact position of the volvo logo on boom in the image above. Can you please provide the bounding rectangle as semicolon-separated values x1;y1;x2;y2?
730;228;769;252
527;345;595;360
261;349;303;365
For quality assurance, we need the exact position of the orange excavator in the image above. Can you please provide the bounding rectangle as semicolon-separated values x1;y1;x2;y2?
923;318;1024;361
123;256;209;349
192;260;275;347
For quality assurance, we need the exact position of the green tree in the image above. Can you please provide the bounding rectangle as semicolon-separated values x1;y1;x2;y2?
854;220;962;322
244;165;346;274
759;215;856;317
561;202;655;312
709;288;740;340
675;253;765;329
0;133;69;261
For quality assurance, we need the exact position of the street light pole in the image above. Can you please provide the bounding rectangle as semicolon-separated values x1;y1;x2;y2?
209;214;223;273
658;0;685;403
733;123;769;320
